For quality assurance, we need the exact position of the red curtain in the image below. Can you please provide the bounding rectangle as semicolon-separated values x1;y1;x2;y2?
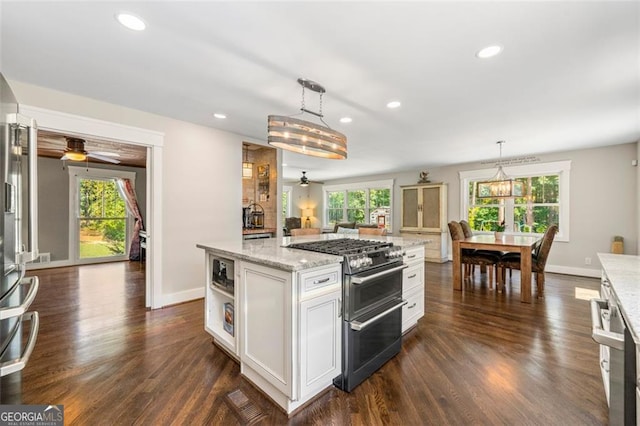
116;178;144;261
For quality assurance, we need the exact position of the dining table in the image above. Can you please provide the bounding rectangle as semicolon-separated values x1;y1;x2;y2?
452;234;543;303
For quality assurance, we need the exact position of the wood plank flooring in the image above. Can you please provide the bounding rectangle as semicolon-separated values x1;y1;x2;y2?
21;261;608;425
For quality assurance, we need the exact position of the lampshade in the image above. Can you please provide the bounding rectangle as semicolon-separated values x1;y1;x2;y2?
267;78;347;160
242;144;253;179
302;208;313;218
477;141;524;198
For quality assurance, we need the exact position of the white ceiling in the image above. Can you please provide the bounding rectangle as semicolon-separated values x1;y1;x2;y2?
2;1;638;181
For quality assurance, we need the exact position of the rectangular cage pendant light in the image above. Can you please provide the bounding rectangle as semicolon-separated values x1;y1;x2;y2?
476;141;524;198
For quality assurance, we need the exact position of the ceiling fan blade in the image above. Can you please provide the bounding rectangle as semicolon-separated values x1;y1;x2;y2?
87;153;121;164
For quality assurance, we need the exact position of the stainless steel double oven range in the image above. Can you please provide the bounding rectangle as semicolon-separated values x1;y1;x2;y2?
288;238;406;392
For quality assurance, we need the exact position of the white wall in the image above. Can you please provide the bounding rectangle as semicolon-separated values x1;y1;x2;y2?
315;142;638;276
11;80;264;306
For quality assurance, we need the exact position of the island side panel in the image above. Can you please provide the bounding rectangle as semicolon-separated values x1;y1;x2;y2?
239;261;295;400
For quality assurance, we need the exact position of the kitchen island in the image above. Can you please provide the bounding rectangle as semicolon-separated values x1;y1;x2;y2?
596;253;640;423
197;234;428;415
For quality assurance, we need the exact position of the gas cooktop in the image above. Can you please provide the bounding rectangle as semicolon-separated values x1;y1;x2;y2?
287;238;393;256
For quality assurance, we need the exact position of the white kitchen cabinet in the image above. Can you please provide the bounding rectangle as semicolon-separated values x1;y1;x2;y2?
299;288;341;400
237;260;342;414
402;245;425;333
400;183;448;263
239;261;294;398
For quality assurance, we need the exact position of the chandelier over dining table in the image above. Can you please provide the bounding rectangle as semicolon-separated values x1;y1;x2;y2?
476;140;524;198
267;78;347;160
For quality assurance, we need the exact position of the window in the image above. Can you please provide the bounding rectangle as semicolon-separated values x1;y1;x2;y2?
78;178;127;259
459;161;570;241
69;167;135;263
282;185;292;222
323;180;393;231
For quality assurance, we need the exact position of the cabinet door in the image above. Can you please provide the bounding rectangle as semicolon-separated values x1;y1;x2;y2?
401;187;419;229
299;290;342;400
421;186;442;231
240;263;294;398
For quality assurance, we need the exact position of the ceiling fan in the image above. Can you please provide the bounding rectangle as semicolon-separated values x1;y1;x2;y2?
61;137;121;164
299;171;323;187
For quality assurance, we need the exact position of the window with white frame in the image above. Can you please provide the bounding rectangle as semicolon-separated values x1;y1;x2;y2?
459;161;570;241
323;180;393;231
68;166;136;263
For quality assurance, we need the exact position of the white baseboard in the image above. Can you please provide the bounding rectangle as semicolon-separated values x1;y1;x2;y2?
26;259;74;270
545;264;601;278
162;287;204;307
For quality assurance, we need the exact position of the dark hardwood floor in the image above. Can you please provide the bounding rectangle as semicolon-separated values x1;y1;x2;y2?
22;261;607;425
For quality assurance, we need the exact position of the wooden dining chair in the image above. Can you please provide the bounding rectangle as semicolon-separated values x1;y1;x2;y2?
290;228;321;236
358;227;387;236
497;225;558;298
448;221;500;288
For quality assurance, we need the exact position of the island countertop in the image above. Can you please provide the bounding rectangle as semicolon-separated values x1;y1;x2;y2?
598;253;640;342
197;234;430;272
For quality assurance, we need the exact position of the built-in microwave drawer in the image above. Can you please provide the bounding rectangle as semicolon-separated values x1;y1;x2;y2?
298;264;341;297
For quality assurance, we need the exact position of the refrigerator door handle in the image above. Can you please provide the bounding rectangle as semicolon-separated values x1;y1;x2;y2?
26;121;39;262
9;113;38;263
0;276;39;320
0;311;40;377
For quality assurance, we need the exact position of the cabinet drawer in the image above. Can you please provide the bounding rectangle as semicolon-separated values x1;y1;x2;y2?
403;262;424;293
403;246;424;263
298;265;342;297
402;286;424;333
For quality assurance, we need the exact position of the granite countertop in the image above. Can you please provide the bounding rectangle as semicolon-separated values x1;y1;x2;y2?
197;234;430;272
598;253;640;342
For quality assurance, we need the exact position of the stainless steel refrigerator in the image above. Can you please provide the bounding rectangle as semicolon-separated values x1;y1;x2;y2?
0;72;40;404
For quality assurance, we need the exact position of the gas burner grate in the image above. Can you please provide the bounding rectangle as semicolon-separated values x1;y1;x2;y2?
288;238;393;255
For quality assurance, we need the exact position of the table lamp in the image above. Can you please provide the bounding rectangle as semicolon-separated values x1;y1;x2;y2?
302;208;313;228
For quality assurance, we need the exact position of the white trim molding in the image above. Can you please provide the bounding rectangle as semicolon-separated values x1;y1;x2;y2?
23;104;165;309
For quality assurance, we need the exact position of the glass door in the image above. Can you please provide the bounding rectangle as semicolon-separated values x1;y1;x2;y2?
76;177;128;261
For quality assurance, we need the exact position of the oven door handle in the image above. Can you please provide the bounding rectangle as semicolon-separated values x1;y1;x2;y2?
351;264;408;285
590;298;624;350
350;300;407;331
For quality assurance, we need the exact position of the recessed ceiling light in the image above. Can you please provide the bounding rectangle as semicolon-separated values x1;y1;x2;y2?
340;117;353;123
282;163;288;167
116;13;146;31
213;113;227;119
386;101;401;109
476;45;503;59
